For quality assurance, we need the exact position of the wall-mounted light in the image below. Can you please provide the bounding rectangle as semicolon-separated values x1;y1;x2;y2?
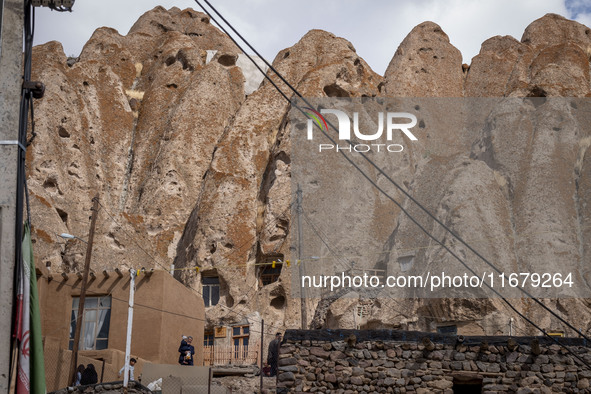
59;233;87;243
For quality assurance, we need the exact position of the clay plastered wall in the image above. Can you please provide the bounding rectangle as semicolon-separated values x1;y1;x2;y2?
276;330;591;393
43;344;149;392
39;270;204;365
28;6;591;338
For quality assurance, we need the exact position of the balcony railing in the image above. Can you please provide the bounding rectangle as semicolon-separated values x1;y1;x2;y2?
202;343;260;366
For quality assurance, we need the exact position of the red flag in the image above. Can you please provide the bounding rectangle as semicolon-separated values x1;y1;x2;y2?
16;242;31;394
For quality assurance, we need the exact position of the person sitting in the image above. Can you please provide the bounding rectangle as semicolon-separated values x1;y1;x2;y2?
80;364;98;385
74;364;84;386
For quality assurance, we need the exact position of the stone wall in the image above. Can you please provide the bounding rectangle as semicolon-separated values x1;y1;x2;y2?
49;381;151;394
276;330;591;393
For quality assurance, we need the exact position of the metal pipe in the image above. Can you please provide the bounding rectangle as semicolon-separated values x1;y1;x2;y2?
123;269;136;388
260;319;264;393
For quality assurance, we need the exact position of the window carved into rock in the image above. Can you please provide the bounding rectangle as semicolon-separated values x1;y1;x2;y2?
202;276;220;307
257;255;283;287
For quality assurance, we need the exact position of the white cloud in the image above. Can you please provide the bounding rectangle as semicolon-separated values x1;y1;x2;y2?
416;0;569;63
575;12;591;28
32;0;586;74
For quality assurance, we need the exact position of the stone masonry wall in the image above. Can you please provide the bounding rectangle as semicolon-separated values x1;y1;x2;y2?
49;381;151;394
276;330;591;394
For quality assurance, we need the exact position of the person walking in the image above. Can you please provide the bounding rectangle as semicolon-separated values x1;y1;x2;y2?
267;332;282;377
178;336;195;365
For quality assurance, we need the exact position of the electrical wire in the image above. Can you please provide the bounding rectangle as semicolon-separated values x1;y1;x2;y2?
300;208;352;273
96;198;293;271
39;269;591;370
19;0;587;361
35;217;284;336
11;1;40;384
197;0;300;100
95;200;291;334
194;0;292;104
37;270;283;339
191;0;591;356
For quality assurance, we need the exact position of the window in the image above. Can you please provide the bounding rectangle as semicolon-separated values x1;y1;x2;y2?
69;296;111;350
356;304;370;318
204;331;214;347
232;325;250;358
398;255;414;272
437;325;457;336
202;276;220;307
259;257;283;286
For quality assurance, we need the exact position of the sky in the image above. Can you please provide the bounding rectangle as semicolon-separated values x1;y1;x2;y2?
33;0;591;75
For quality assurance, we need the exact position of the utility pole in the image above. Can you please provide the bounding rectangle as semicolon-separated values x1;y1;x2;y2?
123;269;136;390
0;0;24;391
259;319;264;394
296;185;307;329
68;194;99;385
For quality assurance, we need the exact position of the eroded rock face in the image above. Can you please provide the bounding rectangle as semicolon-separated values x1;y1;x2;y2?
171;29;382;328
29;8;591;338
28;7;244;276
378;13;591;335
384;21;464;97
466;13;591;97
464;35;530;97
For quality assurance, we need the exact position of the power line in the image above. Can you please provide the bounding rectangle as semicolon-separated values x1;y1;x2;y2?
21;1;293;340
300;208;351;273
191;0;591;351
193;0;292;104
196;0;300;100
37;271;283;339
95;200;291;334
96;197;293;271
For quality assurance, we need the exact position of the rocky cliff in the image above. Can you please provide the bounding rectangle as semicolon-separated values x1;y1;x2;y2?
28;8;591;337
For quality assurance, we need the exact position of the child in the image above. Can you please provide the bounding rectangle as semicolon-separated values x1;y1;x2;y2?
118;358;136;381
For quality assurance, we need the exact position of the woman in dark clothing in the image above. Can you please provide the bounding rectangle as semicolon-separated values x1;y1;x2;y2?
178;337;188;364
178;336;195;365
267;332;282;377
80;364;98;385
75;364;85;386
